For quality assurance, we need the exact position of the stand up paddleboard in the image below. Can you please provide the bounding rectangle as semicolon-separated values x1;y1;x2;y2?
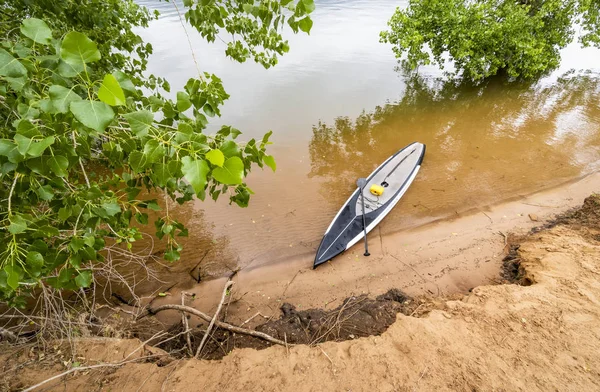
314;142;426;268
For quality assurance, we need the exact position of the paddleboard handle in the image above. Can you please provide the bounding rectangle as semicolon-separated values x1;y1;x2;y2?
357;178;370;257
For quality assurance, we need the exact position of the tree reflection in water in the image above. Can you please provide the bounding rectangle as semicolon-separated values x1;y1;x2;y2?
309;72;600;231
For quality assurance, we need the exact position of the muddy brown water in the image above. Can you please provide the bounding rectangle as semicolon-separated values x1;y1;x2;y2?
134;0;600;280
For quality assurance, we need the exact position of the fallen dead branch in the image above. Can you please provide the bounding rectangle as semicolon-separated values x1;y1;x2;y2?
21;353;169;392
181;292;193;356
196;280;234;358
148;304;289;347
21;333;168;392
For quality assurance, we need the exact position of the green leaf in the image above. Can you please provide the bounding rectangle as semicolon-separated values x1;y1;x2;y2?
128;151;148;173
124;110;154;137
177;91;192;112
0;140;15;156
146;201;162;211
143;140;166;164
113;71;136;92
203;103;215;117
16;120;40;137
102;202;121;217
152;162;178;187
205;149;225;167
212;156;244;185
164;249;180;262
8;215;28;234
220;140;240;157
36;185;54;201
60;31;101;66
0;48;27;78
57;59;84;78
0;139;22;163
70;100;114;132
27;136;55;157
29;239;48;254
302;0;316;13
26;251;44;277
0;271;7;289
14;134;33;156
230;128;242;139
69;238;85;253
58;206;72;222
135;212;149;225
75;271;92;288
263;155;277;172
298;17;313;34
49;85;82;114
47;155;69;177
181;156;209;196
4;264;23;290
20;18;52;45
261;131;273;145
83;235;95;248
98;74;126;106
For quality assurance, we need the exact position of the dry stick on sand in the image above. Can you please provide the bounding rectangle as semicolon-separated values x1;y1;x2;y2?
149;304;288;347
181;292;193;355
21;353;168;392
21;333;168;392
195;280;234;358
240;311;269;327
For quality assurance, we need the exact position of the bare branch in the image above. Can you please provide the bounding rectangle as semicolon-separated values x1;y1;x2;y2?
196;280;234;358
149;303;289;348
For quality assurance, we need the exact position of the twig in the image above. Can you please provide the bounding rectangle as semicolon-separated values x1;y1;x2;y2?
281;269;302;298
161;359;181;392
521;202;558;208
171;0;203;81
149;304;289;347
195;280;234;358
188;250;210;282
497;231;508;246
181;292;193;356
412;366;429;392
240;311;268;327
73;132;90;188
284;333;289;356
481;211;493;224
21;353;168;392
7;173;18;216
409;304;424;317
319;346;334;366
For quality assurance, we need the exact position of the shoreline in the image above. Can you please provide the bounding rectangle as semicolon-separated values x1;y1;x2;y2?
147;171;600;327
5;180;600;391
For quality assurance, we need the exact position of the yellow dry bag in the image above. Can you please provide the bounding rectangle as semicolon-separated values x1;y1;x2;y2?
370;184;384;196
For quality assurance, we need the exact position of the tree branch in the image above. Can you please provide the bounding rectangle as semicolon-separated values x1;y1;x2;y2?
149;303;288;348
195;280;233;358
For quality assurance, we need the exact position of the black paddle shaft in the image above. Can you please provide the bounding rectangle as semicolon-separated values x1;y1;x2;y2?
357;178;370;257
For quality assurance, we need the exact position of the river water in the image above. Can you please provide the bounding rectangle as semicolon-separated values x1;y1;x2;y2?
135;0;600;277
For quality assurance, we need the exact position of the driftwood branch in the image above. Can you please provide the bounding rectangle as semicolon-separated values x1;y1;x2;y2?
181;292;193;356
195;280;234;358
149;304;288;348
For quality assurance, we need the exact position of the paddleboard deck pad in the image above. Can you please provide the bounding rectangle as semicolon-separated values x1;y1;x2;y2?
314;142;426;268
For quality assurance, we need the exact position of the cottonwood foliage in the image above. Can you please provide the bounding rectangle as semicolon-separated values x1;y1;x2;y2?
381;0;600;81
0;0;314;307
